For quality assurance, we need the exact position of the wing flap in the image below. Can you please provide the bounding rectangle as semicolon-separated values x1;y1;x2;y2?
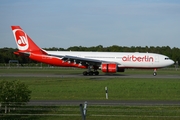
48;54;104;65
63;55;103;63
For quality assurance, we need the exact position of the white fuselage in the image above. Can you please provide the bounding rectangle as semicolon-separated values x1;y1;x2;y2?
47;51;174;69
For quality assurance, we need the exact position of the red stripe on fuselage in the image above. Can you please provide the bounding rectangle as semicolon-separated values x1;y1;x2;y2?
29;53;87;69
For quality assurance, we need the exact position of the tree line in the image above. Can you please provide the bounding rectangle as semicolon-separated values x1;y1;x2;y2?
0;45;180;65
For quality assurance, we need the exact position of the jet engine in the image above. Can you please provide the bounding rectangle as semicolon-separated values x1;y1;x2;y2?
101;63;117;73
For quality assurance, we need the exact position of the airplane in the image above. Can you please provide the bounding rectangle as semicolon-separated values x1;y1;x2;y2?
11;26;174;76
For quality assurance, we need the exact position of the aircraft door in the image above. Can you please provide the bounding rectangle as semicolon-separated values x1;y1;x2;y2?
154;56;159;63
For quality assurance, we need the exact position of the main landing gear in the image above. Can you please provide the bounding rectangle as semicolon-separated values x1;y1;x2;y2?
83;65;99;76
153;68;157;76
83;70;99;76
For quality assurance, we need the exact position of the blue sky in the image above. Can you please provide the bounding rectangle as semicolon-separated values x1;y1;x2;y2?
1;0;180;49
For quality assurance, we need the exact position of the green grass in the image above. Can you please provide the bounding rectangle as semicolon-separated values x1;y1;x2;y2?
0;76;180;100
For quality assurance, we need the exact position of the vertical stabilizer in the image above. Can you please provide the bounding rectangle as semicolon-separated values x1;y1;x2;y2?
11;26;46;54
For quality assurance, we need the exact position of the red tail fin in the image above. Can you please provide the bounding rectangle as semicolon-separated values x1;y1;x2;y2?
11;26;47;54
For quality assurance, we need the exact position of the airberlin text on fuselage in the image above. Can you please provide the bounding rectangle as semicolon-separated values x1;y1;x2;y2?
122;55;154;62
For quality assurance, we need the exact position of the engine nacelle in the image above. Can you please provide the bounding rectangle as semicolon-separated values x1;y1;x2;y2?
101;63;117;73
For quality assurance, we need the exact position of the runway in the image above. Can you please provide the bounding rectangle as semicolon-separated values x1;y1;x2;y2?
1;73;180;79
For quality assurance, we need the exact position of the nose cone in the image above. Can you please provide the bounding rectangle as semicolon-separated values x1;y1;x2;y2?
169;59;175;65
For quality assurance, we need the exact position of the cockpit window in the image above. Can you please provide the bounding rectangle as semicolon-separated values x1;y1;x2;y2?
165;58;169;60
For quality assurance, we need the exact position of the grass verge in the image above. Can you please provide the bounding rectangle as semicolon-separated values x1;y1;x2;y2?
0;77;180;100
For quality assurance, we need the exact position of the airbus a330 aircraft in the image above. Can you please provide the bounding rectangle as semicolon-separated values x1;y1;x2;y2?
11;26;174;76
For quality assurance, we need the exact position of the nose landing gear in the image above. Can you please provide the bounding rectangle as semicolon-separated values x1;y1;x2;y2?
153;68;157;76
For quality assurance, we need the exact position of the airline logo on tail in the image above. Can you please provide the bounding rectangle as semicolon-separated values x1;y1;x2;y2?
13;29;29;50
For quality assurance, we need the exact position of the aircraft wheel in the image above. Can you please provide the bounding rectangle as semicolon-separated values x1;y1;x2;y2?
94;71;99;75
153;72;157;76
83;71;88;76
89;71;93;76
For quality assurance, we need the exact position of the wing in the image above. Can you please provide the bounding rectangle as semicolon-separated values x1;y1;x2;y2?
48;54;116;66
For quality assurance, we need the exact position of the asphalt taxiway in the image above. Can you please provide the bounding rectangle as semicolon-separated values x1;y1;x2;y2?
28;100;180;106
1;73;180;79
